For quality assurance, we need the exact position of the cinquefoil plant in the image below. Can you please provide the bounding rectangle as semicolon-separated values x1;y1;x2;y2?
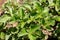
0;0;60;40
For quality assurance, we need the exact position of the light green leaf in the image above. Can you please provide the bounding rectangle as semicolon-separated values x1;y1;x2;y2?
53;16;60;22
18;28;28;37
0;15;11;23
18;7;25;19
27;16;34;23
8;7;13;17
24;4;32;11
39;0;46;2
0;32;5;39
20;21;26;28
12;37;15;40
5;34;11;40
33;2;43;13
29;24;40;34
28;34;36;40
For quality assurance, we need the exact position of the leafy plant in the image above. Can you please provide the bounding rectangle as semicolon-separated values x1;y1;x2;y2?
0;0;60;40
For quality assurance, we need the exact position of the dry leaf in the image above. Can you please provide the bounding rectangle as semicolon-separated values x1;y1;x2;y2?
42;29;52;36
5;23;13;29
12;22;18;27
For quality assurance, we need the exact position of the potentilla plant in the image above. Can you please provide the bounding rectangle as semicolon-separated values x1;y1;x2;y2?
0;0;60;40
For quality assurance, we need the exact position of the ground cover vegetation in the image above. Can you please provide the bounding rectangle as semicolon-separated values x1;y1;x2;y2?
0;0;60;40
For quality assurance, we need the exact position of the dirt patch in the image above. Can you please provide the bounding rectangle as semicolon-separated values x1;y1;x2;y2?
0;0;6;8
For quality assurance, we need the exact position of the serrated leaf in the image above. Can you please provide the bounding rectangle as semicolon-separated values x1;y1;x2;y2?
0;15;11;23
24;4;32;11
27;16;34;23
5;34;11;40
0;32;5;39
20;21;26;28
18;28;28;37
28;34;36;40
33;2;43;13
18;7;25;19
12;37;15;40
8;7;13;17
29;24;40;34
53;16;60;22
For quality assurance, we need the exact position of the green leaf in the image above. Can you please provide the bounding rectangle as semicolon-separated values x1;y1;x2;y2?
0;32;5;39
5;34;11;40
53;16;60;22
48;0;54;5
0;15;11;23
8;7;13;17
33;2;43;13
39;0;46;2
12;37;15;40
45;19;55;26
18;7;25;19
18;28;28;37
28;34;36;40
29;24;40;34
20;21;26;28
24;4;32;11
27;16;34;23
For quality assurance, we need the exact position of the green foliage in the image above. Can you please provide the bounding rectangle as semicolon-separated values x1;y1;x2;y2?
0;0;60;40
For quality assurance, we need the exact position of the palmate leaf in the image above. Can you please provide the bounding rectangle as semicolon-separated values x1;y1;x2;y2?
53;16;60;22
34;13;42;19
20;21;26;28
28;34;36;40
18;28;28;37
27;16;35;23
0;32;5;40
8;7;13;17
23;13;29;20
18;7;25;19
41;7;49;18
43;17;55;30
24;4;32;11
45;17;55;26
55;0;60;12
33;2;43;13
12;37;15;40
0;15;11;23
48;0;54;5
29;24;40;34
5;34;11;40
35;30;45;38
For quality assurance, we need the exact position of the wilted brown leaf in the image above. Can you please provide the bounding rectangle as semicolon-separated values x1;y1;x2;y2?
42;29;52;36
12;22;18;27
5;22;18;29
5;23;13;29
